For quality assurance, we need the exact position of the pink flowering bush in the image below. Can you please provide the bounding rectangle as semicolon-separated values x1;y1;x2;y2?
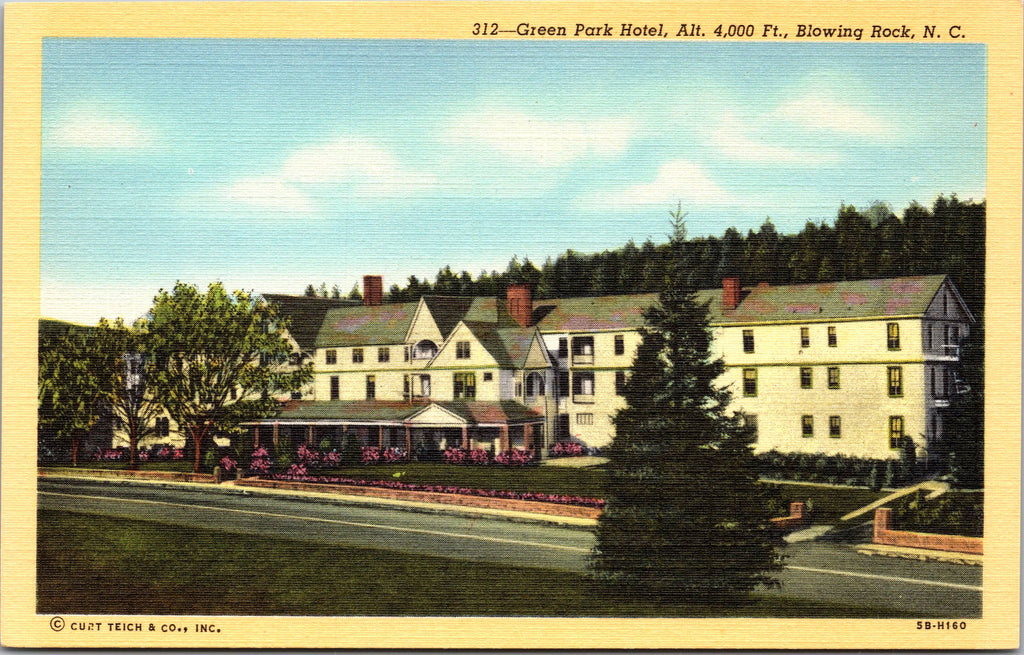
550;441;585;458
381;447;406;463
171;448;185;460
468;449;491;465
284;463;308;477
93;448;126;462
361;446;381;464
263;471;604;509
494;449;535;467
219;456;237;472
156;446;172;460
137;450;150;462
248;446;271;473
297;444;321;466
322;450;342;466
362;446;406;463
443;448;467;464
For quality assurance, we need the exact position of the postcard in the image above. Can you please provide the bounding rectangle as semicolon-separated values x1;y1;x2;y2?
3;1;1021;649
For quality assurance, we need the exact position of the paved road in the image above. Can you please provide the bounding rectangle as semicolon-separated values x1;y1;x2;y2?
38;477;981;617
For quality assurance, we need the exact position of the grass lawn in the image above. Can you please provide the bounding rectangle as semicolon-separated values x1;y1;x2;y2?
38;510;916;618
59;461;199;473
312;462;608;499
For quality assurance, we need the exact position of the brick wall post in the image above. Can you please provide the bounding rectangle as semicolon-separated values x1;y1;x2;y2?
874;507;893;542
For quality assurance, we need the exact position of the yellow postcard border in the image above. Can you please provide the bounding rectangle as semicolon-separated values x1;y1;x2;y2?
3;1;1021;648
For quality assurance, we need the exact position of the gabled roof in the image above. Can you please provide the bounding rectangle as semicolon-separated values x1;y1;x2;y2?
262;294;358;351
420;296;477;339
264;399;543;425
461;321;539;368
314;301;419;348
533;294;657;332
700;274;953;325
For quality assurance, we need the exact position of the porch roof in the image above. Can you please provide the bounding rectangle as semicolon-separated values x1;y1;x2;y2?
258;399;544;426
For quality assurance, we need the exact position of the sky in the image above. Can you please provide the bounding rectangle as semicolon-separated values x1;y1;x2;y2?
41;39;986;324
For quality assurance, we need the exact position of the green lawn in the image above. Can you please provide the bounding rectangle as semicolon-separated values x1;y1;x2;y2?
60;461;198;473
37;510;916;618
767;483;890;523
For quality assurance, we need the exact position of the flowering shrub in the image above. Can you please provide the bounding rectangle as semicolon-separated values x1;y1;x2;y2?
361;446;380;464
284;463;308;477
382;447;406;463
494;449;535;467
137;450;150;462
220;456;237;472
468;449;491;465
297;444;321;466
249;446;271;473
156;446;172;459
171;448;185;460
550;441;585;458
265;472;605;509
93;448;126;462
362;446;406;463
322;450;342;466
443;448;467;464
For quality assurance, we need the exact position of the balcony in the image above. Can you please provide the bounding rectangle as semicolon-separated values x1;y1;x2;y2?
571;353;594;365
573;393;595;404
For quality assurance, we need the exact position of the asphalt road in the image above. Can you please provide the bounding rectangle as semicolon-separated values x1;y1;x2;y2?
38;477;982;617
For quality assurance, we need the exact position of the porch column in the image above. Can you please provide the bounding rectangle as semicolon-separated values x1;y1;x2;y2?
378;425;384;449
308;425;315;446
499;425;509;453
524;424;534;452
461;426;469;449
405;426;412;460
273;422;279;446
253;426;260;448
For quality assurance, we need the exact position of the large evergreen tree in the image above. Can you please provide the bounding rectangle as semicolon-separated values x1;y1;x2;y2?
592;210;782;605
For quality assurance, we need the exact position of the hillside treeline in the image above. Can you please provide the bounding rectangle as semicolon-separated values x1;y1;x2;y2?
308;195;985;317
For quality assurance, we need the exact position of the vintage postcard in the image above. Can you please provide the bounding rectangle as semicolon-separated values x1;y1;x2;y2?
3;0;1021;648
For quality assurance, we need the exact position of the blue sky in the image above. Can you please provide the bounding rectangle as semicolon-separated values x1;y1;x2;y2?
42;39;985;323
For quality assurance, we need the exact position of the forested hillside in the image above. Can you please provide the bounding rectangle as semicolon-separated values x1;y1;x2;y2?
306;195;984;318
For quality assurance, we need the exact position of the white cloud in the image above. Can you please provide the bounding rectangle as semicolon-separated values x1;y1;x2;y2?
710;113;838;165
225;176;314;213
281;136;438;195
772;95;897;137
578;159;734;209
443;107;633;168
52;107;154;148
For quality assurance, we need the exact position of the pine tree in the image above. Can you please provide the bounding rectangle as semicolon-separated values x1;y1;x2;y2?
592;208;782;605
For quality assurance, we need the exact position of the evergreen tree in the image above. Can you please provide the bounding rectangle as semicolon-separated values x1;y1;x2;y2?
592;209;782;605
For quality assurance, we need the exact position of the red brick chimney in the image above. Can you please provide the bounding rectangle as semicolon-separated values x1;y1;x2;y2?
363;275;383;306
722;277;741;310
506;284;534;328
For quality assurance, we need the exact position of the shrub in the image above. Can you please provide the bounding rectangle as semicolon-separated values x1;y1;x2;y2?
361;446;381;464
550;441;584;458
381;447;406;463
321;450;342;466
248;447;271;473
494;449;535;467
219;456;237;472
443;448;467;464
892;490;983;537
297;443;321;466
468;449;491;465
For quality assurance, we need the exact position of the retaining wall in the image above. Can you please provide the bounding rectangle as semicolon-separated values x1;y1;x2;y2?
39;467;216;484
873;507;983;554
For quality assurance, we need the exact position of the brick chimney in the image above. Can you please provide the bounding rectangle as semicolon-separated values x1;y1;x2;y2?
363;275;383;306
506;284;534;328
722;277;741;310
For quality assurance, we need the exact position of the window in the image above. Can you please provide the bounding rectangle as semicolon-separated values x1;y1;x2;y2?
456;341;471;359
377;347;390;363
352;348;364;363
572;371;595;401
742;413;758;436
615;371;627;395
412;340;438;360
557;371;569;398
887;323;900;350
576;413;594;426
453;372;476;399
888;366;903;397
951;325;960;344
515;382;522;397
420;375;431;398
558;337;568;358
614;334;625;356
829;416;841;438
800;367;813;389
403;374;411;401
229;386;237;400
800;327;810;348
828;367;840;389
827;326;837;347
325;349;337;365
743;329;754;353
743;368;757;397
291;391;302;400
365;375;376;400
571;336;595;364
801;415;814;438
155;417;170;438
889;415;905;449
330;376;339;401
526;372;545;397
482;372;493;382
404;347;410;362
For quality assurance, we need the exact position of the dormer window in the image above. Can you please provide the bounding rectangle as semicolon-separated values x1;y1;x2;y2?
412;340;438;360
456;341;471;359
